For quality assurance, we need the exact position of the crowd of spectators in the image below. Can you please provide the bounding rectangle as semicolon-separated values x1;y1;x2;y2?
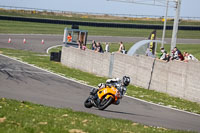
76;40;127;54
157;47;198;62
77;40;108;53
89;40;127;54
76;40;198;63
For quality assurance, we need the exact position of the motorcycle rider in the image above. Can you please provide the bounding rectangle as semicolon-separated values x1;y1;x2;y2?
90;76;130;105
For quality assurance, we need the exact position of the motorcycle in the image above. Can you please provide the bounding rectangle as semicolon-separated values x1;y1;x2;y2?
84;85;121;110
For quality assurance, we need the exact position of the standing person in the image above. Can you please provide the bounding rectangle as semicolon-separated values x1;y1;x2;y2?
67;33;72;42
105;43;110;52
91;40;96;50
118;42;126;54
77;40;82;49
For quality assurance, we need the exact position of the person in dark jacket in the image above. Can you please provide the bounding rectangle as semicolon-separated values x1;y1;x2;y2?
95;42;104;53
171;47;184;61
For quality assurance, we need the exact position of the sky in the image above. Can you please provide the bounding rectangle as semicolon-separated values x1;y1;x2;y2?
0;0;200;18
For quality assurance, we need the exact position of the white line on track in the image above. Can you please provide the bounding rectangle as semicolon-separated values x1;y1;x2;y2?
46;44;64;54
0;69;52;75
0;53;200;117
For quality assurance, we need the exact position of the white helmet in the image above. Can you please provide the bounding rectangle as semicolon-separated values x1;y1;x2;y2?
106;78;120;83
98;83;105;89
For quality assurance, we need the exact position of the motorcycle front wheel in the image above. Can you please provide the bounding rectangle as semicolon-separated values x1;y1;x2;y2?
98;96;113;110
84;97;93;108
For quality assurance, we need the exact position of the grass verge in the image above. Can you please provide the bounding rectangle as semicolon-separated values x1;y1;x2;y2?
0;98;191;133
0;47;200;115
0;20;200;39
1;9;200;26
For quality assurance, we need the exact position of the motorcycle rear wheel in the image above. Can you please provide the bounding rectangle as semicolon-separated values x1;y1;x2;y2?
98;96;113;110
84;97;93;108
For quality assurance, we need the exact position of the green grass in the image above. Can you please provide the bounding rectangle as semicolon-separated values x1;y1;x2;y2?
1;47;200;115
0;20;200;39
1;9;200;26
0;98;191;133
0;20;66;34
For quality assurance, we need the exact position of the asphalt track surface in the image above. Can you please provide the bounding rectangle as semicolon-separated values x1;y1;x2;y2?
0;34;200;53
1;34;200;132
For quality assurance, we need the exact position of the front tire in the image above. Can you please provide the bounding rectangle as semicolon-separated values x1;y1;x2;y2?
84;97;93;108
98;96;113;110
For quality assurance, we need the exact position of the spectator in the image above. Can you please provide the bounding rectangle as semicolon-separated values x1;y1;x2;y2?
67;33;72;42
183;52;198;62
145;48;156;58
91;40;96;50
171;47;184;61
118;41;126;54
105;43;110;52
77;40;82;49
82;44;87;51
159;47;167;60
164;53;171;62
95;42;104;53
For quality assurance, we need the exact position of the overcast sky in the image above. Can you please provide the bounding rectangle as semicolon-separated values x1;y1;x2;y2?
1;0;200;18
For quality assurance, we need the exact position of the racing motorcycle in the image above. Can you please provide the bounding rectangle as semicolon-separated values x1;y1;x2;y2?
84;85;121;110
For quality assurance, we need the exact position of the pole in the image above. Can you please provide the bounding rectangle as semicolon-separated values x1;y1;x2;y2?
161;0;169;48
170;0;181;54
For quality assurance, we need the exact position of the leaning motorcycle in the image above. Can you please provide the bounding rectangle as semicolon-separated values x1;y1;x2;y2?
84;85;121;110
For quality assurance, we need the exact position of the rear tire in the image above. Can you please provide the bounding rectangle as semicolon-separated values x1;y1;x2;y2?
84;97;93;108
98;96;113;110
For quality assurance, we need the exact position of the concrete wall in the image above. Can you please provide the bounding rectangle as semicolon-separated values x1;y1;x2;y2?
111;53;155;89
61;46;200;103
150;60;188;97
150;60;200;102
61;46;111;77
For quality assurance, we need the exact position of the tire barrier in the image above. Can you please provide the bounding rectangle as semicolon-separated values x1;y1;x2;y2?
1;15;200;30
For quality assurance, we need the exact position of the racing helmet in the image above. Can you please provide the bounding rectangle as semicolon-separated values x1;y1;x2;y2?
122;76;130;86
98;83;105;89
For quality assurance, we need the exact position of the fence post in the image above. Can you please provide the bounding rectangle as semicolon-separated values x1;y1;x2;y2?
108;52;115;78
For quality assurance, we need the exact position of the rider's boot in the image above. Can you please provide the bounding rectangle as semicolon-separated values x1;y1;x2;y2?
90;88;98;95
